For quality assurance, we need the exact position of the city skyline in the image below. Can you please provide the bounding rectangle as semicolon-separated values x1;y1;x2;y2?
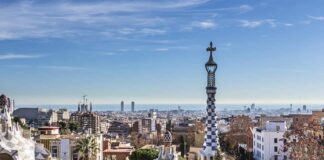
1;0;324;105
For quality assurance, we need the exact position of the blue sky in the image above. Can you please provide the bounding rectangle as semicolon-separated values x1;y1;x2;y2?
0;0;324;105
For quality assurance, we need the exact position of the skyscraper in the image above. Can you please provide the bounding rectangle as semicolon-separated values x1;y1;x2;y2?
200;42;218;160
131;101;135;112
121;101;124;112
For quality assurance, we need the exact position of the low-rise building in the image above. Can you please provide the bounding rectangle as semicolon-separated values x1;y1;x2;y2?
103;140;134;160
252;121;288;160
57;109;70;122
285;114;313;129
108;121;130;137
37;130;103;160
13;108;58;127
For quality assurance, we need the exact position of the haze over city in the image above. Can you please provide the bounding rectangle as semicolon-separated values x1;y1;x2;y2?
1;0;324;105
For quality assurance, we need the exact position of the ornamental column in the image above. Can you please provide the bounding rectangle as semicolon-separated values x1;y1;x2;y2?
200;42;218;160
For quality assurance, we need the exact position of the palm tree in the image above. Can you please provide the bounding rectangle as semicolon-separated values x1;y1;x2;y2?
75;136;99;160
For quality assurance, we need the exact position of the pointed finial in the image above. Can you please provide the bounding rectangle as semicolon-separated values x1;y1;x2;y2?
206;41;216;55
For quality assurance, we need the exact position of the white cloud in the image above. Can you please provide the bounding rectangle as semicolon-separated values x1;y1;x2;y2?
300;20;311;25
154;46;191;52
0;53;43;60
239;19;276;28
220;43;232;47
101;52;117;56
39;65;86;71
0;32;15;40
119;28;137;35
139;28;166;35
283;23;294;27
3;64;86;71
194;21;217;29
2;65;32;68
183;20;217;31
155;48;169;52
59;0;210;14
0;0;210;40
308;16;324;21
237;4;254;13
215;4;254;13
300;16;324;25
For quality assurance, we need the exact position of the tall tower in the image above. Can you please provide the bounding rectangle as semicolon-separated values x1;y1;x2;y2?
131;101;135;112
121;101;124;112
200;42;218;160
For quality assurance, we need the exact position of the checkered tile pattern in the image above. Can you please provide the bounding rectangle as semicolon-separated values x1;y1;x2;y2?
201;42;218;158
202;91;218;152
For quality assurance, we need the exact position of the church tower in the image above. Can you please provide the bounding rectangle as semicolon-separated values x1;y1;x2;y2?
200;42;218;160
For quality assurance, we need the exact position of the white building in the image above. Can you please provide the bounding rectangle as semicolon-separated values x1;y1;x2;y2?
252;121;288;160
148;109;157;132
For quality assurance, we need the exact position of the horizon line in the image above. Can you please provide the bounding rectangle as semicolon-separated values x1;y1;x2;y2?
16;102;324;106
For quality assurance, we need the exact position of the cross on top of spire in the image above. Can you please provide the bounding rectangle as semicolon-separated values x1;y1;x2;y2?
206;41;216;55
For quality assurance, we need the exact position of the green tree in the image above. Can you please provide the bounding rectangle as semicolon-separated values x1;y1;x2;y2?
179;136;190;157
129;149;159;160
178;156;186;160
68;122;79;132
284;120;324;159
75;136;99;160
58;121;69;134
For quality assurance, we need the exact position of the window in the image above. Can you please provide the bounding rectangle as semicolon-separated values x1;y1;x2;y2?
274;138;278;143
257;143;261;149
262;145;264;150
257;151;261;158
276;126;280;131
262;137;264;142
51;146;58;158
274;146;278;152
274;155;278;160
257;135;261;140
